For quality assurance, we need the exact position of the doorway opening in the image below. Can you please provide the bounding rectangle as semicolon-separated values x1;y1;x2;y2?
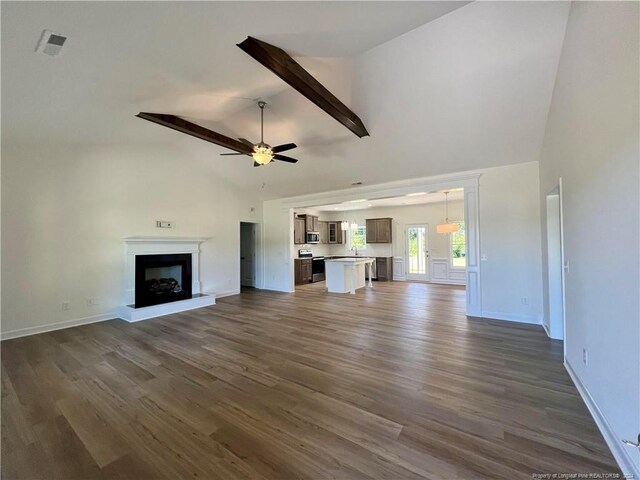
240;222;258;288
545;184;565;340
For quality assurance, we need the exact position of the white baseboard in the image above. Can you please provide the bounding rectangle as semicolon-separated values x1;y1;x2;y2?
481;310;542;325
215;289;241;298
564;359;639;478
430;279;466;286
1;312;116;341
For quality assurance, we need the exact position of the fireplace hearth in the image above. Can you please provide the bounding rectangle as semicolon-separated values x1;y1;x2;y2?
135;253;192;308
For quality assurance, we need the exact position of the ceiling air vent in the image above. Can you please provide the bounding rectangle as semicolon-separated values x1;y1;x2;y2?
35;30;68;56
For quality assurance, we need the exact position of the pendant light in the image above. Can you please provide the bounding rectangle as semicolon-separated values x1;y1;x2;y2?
437;191;460;234
340;220;359;230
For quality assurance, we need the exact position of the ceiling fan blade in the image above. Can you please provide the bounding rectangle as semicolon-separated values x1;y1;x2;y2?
238;138;255;148
273;154;299;163
272;143;297;153
253;161;261;167
220;153;247;156
136;113;252;154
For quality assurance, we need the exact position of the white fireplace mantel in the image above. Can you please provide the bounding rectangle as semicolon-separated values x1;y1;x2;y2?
119;236;214;322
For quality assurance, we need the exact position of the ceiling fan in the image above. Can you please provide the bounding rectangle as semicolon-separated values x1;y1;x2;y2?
136;101;298;167
219;101;298;166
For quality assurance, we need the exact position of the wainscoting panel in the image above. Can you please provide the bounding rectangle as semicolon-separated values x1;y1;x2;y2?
430;258;466;285
393;256;405;281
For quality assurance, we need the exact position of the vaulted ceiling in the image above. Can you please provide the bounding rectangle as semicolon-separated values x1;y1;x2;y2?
2;1;569;199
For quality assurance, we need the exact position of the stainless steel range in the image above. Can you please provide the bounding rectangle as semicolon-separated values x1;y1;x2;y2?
298;249;325;283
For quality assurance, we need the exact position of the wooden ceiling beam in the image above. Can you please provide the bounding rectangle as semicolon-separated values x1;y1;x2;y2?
136;113;253;154
237;36;369;138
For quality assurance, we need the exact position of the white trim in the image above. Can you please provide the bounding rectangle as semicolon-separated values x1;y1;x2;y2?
464;185;482;316
122;236;211;243
280;173;481;210
1;312;116;341
215;289;241;298
542;322;551;337
565;359;639;478
431;279;466;286
118;295;215;322
558;178;568;357
481;311;542;325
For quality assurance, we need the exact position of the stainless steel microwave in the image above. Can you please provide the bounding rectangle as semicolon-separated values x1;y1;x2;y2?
306;232;320;244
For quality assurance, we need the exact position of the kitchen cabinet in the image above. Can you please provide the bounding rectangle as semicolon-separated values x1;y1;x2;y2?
327;221;344;244
303;215;320;233
376;257;394;281
294;258;313;285
319;221;328;244
294;217;306;244
366;218;392;243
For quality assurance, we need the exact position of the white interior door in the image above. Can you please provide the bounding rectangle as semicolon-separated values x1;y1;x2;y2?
240;222;256;287
406;224;430;281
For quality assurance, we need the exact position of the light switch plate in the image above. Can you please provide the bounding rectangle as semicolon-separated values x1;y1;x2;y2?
156;221;175;228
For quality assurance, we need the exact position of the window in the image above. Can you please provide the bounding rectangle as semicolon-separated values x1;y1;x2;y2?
451;221;466;268
350;226;367;250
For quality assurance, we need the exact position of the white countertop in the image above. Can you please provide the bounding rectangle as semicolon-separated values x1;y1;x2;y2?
325;257;375;264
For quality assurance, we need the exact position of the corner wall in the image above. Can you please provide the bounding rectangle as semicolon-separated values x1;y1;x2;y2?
1;142;262;338
537;2;639;475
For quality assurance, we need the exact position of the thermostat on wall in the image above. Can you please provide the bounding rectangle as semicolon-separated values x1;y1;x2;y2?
156;221;175;228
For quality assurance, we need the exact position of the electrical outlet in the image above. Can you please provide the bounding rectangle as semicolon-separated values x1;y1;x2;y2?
86;298;100;307
481;254;488;261
61;301;70;311
521;297;529;306
583;348;588;365
156;221;175;229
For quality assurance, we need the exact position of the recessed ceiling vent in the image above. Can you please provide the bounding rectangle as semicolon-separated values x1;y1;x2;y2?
35;30;67;56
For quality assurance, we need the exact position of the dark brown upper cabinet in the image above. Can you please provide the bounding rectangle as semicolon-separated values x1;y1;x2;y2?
294;217;306;244
366;218;393;244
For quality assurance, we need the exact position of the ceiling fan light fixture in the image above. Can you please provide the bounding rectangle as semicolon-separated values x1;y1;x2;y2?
252;144;273;165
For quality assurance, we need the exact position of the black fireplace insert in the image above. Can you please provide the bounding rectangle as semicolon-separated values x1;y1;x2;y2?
135;254;192;308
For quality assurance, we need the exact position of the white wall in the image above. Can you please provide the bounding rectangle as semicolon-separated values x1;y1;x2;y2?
480;162;543;324
537;2;639;475
263;162;543;324
1;142;262;338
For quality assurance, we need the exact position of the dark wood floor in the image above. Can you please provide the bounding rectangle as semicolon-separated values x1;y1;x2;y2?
2;282;618;479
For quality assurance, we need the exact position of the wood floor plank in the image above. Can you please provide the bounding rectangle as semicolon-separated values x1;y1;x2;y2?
1;281;620;479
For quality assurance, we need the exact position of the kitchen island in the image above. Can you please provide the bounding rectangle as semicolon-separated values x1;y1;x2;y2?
325;257;375;294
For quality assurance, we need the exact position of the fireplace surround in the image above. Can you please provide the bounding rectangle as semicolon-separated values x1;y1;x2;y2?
119;237;214;322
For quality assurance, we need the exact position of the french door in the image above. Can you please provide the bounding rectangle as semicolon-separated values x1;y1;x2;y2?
406;224;430;281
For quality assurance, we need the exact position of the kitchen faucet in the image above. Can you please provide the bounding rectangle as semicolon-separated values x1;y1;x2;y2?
351;246;359;256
